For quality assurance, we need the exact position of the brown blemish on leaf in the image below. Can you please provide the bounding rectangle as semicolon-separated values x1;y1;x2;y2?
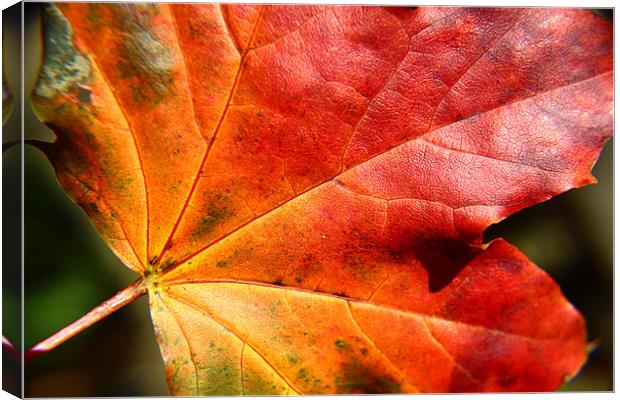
115;5;175;106
191;198;234;239
76;86;92;103
335;358;401;394
85;4;101;26
334;338;347;350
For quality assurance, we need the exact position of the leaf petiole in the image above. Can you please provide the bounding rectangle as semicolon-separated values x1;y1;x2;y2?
25;278;146;364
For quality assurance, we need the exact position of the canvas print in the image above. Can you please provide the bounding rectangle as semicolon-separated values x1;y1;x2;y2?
2;2;613;396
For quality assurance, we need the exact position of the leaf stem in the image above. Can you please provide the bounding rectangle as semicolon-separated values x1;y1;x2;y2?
25;278;146;364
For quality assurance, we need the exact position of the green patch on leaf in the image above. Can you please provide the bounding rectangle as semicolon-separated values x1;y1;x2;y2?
34;5;92;99
334;338;347;350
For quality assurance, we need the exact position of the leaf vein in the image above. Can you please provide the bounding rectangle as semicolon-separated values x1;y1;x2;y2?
157;293;200;396
240;342;246;395
165;292;302;394
156;6;265;263
247;8;329;53
165;278;574;344
422;317;483;387
219;5;242;55
420;137;568;174
345;301;419;392
66;171;144;270
427;12;524;131
68;41;150;266
163;51;611;275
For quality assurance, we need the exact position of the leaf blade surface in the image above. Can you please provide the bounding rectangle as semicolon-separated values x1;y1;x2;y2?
31;4;612;395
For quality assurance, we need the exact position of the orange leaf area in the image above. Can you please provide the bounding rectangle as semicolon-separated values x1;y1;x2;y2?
31;4;612;394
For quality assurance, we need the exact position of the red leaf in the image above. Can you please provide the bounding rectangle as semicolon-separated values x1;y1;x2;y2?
30;4;612;394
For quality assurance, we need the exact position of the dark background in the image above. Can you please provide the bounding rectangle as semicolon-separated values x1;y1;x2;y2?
3;2;22;397
3;4;613;396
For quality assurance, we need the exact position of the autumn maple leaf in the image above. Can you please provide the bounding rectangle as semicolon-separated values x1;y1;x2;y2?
27;4;612;395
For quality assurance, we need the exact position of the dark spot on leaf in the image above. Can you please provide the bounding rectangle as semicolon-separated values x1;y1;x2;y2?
159;259;176;271
86;4;101;25
77;86;92;103
336;358;401;394
287;353;298;364
499;375;515;387
192;200;233;238
115;6;175;106
88;202;99;213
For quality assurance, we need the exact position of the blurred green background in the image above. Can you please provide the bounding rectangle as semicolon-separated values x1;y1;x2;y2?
3;3;21;397
3;3;613;396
